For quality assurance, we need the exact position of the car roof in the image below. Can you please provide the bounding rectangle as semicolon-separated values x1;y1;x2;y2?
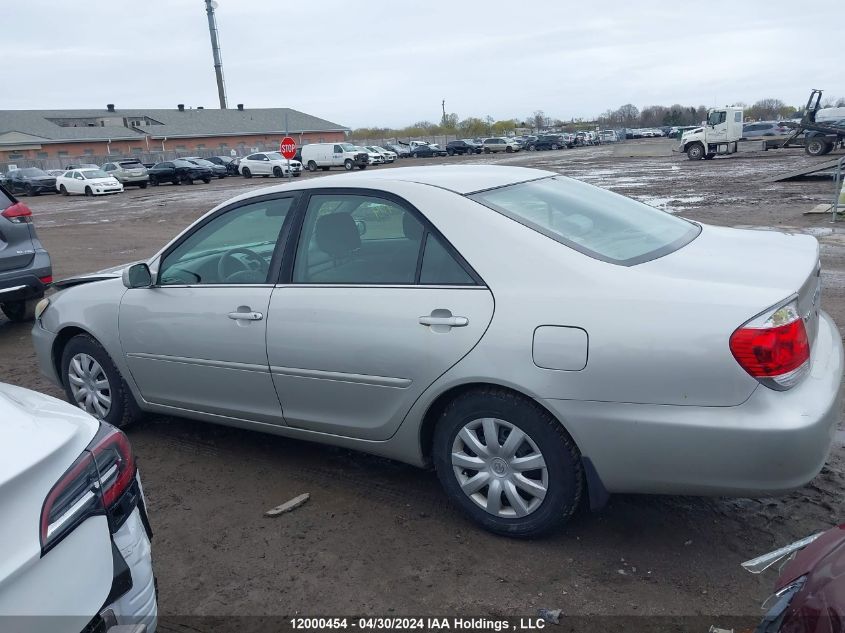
248;165;555;197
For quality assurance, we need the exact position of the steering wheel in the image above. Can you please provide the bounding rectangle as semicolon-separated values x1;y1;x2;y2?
217;247;267;283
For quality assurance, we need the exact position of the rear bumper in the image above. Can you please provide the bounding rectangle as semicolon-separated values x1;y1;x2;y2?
0;252;52;303
105;506;157;633
546;310;843;496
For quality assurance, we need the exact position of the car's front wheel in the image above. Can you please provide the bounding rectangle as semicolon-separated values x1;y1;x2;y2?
59;185;68;196
242;167;252;178
61;334;141;428
433;388;583;537
344;159;354;170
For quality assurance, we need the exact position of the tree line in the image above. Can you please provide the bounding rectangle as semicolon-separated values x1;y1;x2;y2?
351;97;845;139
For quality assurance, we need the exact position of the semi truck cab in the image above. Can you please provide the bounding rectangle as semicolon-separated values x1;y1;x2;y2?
678;106;743;160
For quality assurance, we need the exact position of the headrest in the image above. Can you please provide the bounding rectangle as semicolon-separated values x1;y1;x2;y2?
315;212;361;258
403;212;424;241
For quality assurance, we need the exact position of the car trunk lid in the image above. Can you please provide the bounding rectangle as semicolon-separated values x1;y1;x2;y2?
640;223;821;347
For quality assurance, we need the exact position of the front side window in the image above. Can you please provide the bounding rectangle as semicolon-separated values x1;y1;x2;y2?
470;176;700;266
159;197;293;286
333;145;343;153
708;111;726;126
294;195;425;285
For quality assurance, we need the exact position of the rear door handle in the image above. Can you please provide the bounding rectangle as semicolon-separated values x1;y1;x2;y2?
228;310;263;321
419;316;468;327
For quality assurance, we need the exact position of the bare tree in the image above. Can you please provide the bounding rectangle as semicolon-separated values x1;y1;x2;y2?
532;110;546;133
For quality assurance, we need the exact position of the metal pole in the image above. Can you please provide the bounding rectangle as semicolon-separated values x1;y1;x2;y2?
205;0;227;109
285;112;290;181
833;156;845;224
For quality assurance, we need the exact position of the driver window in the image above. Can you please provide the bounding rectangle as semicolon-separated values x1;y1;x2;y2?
708;111;726;126
158;197;293;286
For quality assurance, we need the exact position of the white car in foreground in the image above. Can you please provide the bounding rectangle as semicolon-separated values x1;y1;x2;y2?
0;382;157;632
57;169;123;196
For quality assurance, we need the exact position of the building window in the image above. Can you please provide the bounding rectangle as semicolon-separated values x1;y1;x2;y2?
196;144;205;149
58;151;69;157
219;143;228;149
84;149;94;155
8;152;24;160
131;147;143;154
176;145;186;151
37;152;49;158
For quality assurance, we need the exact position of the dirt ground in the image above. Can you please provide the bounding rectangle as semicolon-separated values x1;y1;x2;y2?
3;144;844;629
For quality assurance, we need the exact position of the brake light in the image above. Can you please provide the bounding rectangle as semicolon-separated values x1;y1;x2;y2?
39;423;137;555
39;276;53;285
1;202;32;224
729;300;810;390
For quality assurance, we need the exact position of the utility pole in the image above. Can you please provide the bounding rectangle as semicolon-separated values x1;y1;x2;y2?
441;99;446;126
205;0;228;109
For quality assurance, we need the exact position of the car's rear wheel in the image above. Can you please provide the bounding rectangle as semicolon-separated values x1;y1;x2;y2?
24;184;34;196
242;167;252;178
150;176;159;186
483;147;490;154
139;182;148;189
60;184;68;196
307;161;318;172
344;159;354;171
447;149;454;156
84;186;93;197
273;166;283;177
1;299;38;322
182;174;194;185
202;177;211;183
61;334;142;428
433;388;583;537
506;146;513;153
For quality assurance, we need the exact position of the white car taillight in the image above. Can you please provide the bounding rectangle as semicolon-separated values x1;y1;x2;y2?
39;423;137;556
729;299;810;390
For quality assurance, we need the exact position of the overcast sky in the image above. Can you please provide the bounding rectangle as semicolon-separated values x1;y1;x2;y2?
4;0;843;128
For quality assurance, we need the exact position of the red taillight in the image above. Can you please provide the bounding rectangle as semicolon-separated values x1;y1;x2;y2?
729;300;810;390
39;276;53;285
1;202;33;224
39;423;137;556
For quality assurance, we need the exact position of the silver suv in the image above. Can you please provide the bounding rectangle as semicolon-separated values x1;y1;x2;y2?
0;184;52;322
101;159;149;189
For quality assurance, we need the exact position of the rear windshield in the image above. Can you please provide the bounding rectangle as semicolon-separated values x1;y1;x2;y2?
119;161;144;168
18;168;48;177
470;176;700;266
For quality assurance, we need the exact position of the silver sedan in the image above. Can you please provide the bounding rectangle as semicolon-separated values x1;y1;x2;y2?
32;166;843;536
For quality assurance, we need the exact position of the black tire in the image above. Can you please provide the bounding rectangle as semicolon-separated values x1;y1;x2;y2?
217;174;226;180
183;174;194;185
344;159;354;171
273;166;283;178
84;186;93;197
307;161;318;172
483;147;490;154
358;165;367;170
506;146;513;153
704;153;716;160
139;182;148;189
447;149;454;156
1;298;38;322
551;144;559;150
150;176;159;186
172;178;180;186
686;143;705;160
433;387;584;537
60;334;142;428
242;167;252;178
293;172;302;177
25;184;34;196
60;184;68;196
805;137;831;157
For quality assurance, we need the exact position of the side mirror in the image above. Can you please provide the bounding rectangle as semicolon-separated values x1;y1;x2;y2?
356;220;368;237
123;263;153;289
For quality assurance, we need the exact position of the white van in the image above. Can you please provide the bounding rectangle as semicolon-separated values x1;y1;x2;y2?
301;143;369;172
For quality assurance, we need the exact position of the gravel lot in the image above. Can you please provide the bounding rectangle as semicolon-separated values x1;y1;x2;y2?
3;143;844;630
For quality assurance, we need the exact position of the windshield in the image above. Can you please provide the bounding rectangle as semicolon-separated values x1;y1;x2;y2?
173;159;195;167
19;168;48;177
340;143;357;152
470;176;700;266
119;161;144;168
266;152;285;160
190;159;214;166
81;169;109;179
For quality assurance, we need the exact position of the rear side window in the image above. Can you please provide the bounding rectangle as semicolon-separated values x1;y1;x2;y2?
470;176;700;266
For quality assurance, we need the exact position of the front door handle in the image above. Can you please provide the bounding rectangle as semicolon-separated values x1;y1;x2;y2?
419;315;468;327
228;310;263;321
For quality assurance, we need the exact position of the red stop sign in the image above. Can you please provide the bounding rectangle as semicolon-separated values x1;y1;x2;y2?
280;136;297;160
